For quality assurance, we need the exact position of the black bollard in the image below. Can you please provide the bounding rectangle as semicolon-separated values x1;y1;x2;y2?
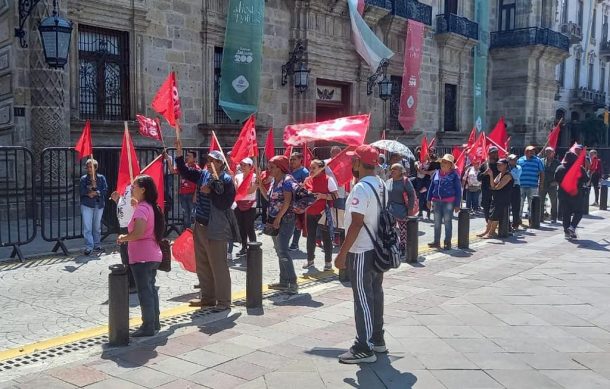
601;185;608;211
498;206;510;238
406;216;419;263
529;195;541;229
246;242;263;309
457;208;470;249
108;264;129;346
583;187;590;215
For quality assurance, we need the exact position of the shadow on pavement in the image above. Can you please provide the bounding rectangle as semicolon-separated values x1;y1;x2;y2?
574;239;610;251
271;293;324;308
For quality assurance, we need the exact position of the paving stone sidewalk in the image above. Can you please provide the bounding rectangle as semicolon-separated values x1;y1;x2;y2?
1;211;609;388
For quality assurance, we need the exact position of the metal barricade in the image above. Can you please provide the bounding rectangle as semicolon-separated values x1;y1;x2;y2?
40;147;161;254
0;147;36;262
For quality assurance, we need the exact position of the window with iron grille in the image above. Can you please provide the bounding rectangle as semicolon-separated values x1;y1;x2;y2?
78;25;130;121
388;76;404;133
214;47;234;124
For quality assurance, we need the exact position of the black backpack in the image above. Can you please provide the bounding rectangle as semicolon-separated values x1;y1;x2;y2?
361;180;402;272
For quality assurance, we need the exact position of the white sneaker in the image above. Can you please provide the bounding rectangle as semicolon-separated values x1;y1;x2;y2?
338;349;376;364
227;253;234;261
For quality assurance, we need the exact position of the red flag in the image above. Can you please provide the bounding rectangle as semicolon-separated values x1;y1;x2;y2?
151;72;181;128
547;123;561;150
485;135;508;157
264;128;275;161
488;117;508;147
303;146;314;169
455;149;466;175
560;147;587;196
452;146;462;163
209;131;221;152
141;155;164;210
504;137;511;154
235;169;254;201
230;116;259;166
419;136;428;163
172;229;196;273
327;146;357;187
429;137;437;149
283;146;293;158
75;120;93;160
469;133;487;163
569;142;580;153
283;115;370;146
136;115;162;141
467;127;476;148
116;127;141;195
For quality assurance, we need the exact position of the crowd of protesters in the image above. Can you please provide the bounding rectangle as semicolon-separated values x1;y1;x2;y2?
79;137;605;362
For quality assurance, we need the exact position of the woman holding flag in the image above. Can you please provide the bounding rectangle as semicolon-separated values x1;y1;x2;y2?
555;151;588;240
233;158;258;257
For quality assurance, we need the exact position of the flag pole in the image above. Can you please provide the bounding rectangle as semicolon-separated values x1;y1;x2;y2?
175;119;181;142
538;118;563;156
124;122;135;184
156;117;167;152
141;154;164;173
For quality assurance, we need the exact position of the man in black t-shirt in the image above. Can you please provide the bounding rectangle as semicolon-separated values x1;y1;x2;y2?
478;147;500;222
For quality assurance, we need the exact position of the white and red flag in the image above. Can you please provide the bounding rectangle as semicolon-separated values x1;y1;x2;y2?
152;72;181;129
230;115;259;166
283;115;370;147
136;114;162;141
398;20;425;132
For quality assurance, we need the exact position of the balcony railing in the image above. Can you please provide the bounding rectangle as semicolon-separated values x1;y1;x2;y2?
600;39;610;61
570;87;606;107
490;27;570;52
559;21;583;44
393;0;433;26
436;14;479;40
365;0;392;8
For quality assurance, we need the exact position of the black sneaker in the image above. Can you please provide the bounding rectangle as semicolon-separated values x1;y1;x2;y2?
237;248;247;257
94;246;105;253
288;245;299;251
84;249;92;256
339;348;377;364
286;283;299;295
443;242;451;250
427;242;441;249
323;262;333;271
268;282;289;290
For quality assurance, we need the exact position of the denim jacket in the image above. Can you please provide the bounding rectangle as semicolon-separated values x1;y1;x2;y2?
80;174;107;209
427;170;462;208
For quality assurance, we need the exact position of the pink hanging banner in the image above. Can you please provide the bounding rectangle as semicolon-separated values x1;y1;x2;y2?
398;20;425;132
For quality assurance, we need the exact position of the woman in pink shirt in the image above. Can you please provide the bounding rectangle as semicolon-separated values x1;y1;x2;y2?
117;175;165;337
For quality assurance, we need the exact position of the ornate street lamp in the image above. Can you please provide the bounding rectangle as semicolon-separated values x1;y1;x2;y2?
281;40;310;93
378;74;393;101
15;0;73;68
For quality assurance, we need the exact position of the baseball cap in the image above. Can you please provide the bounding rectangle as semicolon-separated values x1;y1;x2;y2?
347;145;379;166
241;157;253;165
507;154;517;160
525;145;536;151
545;147;554;152
208;150;226;163
497;158;509;165
488;146;499;153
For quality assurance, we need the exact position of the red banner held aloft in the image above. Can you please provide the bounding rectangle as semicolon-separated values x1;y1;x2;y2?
230;115;259;166
152;72;181;128
141;155;164;210
560;147;586;196
75;120;93;160
264;128;274;161
116;126;141;195
327;146;357;187
547;123;561;150
488;117;508;148
283;115;369;146
398;20;425;132
419;135;428;163
136;115;163;141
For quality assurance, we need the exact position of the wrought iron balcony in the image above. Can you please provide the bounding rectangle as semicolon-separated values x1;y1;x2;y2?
365;0;392;8
490;27;570;52
393;0;433;26
436;14;479;40
559;22;583;44
570;87;607;108
600;40;610;62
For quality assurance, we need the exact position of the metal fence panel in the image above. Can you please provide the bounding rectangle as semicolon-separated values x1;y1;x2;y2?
0;147;36;261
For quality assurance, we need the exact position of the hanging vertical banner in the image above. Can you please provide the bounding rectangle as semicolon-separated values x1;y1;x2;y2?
219;0;265;123
473;0;489;132
398;20;425;132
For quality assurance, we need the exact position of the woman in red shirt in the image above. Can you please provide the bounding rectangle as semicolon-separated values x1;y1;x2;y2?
303;159;339;271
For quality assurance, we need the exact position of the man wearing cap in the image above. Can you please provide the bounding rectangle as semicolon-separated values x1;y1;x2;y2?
540;147;560;223
507;155;522;230
477;146;499;222
334;145;386;364
518;146;544;222
175;140;236;312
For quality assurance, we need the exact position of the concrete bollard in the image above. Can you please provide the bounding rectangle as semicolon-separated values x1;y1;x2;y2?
406;216;419;263
108;264;129;346
529;195;541;229
457;208;470;249
246;242;263;309
498;206;510;238
600;185;608;211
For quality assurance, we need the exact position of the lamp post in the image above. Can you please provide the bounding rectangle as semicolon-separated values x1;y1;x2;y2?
282;40;310;94
378;74;392;136
15;0;73;68
367;59;393;138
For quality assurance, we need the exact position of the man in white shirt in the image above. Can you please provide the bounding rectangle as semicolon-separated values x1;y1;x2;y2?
334;145;386;364
111;185;136;293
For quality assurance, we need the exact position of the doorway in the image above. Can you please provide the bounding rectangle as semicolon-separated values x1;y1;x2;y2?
314;80;351;151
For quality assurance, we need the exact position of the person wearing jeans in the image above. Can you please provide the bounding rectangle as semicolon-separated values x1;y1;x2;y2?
260;155;299;294
79;159;107;256
518;146;544;220
540;147;560;222
427;154;462;250
233;158;258;257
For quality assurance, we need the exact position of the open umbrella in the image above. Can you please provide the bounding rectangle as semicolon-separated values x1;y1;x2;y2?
370;140;415;160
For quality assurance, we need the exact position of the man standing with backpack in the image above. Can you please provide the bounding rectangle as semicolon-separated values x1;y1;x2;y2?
334;145;388;364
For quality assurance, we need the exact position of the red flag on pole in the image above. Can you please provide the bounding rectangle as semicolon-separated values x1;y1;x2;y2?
455;149;467;175
283;146;293;158
569;142;580;153
452;146;462;163
135;114;163;141
488;117;508;147
172;229;196;273
466;127;477;150
141;155;164;210
116;124;141;195
327;146;357;187
547;123;561;150
151;72;181;128
264;128;275;161
429;137;437;149
235;169;255;201
469;133;488;163
303;146;314;169
485;135;508;157
419;136;428;163
560;147;587;196
75;120;93;160
209;131;221;152
230;116;259;166
504;136;511;154
283;115;370;146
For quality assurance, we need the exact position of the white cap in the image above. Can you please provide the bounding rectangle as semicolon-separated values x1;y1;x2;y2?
241;157;253;165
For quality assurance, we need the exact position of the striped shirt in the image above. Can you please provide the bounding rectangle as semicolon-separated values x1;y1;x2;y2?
517;156;543;188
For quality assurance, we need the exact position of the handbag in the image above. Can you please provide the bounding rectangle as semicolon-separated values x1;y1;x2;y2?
158;239;171;272
262;221;279;236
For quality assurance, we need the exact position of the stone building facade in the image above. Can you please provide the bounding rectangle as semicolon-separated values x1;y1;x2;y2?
0;0;570;152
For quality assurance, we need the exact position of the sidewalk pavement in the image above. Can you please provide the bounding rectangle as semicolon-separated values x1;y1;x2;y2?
1;211;609;388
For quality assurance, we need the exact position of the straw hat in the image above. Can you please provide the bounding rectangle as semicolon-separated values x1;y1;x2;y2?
440;154;455;167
